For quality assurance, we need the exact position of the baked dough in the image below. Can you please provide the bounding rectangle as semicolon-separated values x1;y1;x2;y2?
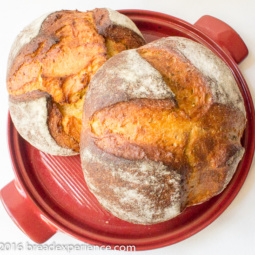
7;8;145;155
81;37;246;224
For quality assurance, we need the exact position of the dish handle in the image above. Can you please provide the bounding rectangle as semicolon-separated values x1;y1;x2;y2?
0;180;57;243
194;15;248;64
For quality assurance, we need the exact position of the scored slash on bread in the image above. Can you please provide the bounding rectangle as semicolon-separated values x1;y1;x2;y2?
81;37;246;225
7;8;145;155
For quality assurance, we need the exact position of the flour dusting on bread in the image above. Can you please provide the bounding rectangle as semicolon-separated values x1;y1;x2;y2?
110;50;174;98
85;49;174;116
81;144;182;224
9;97;76;155
106;8;144;38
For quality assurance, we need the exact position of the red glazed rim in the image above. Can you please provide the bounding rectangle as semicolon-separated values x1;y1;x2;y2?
4;10;255;250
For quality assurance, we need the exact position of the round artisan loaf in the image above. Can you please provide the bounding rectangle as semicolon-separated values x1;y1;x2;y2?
80;36;246;225
7;8;145;155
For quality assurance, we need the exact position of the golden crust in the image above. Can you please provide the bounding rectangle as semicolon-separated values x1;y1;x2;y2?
186;104;245;205
91;98;190;170
7;9;145;152
47;101;80;152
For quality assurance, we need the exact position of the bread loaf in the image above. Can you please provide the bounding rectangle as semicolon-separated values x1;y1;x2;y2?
80;37;246;224
7;8;145;155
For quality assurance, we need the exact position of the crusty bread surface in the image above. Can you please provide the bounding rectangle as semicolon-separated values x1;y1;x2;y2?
81;37;246;224
7;8;145;155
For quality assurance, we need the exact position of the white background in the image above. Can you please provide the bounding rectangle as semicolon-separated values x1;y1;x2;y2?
1;0;255;254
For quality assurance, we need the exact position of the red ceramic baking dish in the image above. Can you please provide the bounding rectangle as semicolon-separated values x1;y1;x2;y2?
1;10;255;251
